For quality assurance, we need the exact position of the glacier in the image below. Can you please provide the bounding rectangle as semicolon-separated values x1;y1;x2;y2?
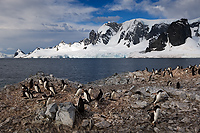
14;18;200;58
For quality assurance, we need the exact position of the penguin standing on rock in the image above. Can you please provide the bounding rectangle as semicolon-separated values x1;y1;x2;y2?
39;78;43;85
34;83;41;93
29;79;33;89
43;78;49;90
77;97;84;113
152;90;163;105
95;89;103;101
24;89;33;99
49;84;56;96
84;90;92;103
21;84;29;97
150;105;161;125
176;81;180;89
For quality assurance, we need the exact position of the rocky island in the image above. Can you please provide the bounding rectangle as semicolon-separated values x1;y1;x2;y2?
0;65;200;132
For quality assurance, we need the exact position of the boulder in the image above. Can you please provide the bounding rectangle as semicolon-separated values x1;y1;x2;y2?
56;102;76;128
45;103;58;119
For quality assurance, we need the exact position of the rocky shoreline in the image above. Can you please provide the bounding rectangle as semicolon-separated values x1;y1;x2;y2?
0;65;200;133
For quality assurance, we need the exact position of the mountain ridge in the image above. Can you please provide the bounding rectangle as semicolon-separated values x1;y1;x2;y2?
14;17;200;58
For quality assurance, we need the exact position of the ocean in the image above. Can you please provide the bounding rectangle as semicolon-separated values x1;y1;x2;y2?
0;58;200;88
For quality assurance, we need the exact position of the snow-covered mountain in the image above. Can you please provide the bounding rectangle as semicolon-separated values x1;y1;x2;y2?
14;18;200;58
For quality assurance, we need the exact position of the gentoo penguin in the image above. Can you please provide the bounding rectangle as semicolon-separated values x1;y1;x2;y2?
21;84;28;97
25;90;33;99
61;79;66;88
162;71;166;77
192;66;195;76
29;79;33;89
152;90;163;105
88;87;93;96
77;97;84;113
34;84;41;93
145;67;148;72
83;89;92;103
176;81;180;89
148;75;152;82
95;89;103;101
151;105;161;125
167;81;172;86
152;68;155;75
169;72;173;78
39;78;43;85
49;84;56;96
43;80;49;90
75;88;83;97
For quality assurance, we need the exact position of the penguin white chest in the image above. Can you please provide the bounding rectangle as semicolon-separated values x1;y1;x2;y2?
153;108;160;123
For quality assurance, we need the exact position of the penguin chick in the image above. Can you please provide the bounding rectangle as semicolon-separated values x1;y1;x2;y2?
153;90;163;105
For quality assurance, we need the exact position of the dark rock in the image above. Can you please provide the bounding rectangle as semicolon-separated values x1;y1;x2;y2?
167;18;191;46
89;30;98;45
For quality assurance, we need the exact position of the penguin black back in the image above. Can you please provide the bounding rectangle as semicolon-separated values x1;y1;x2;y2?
77;97;84;113
96;89;103;101
29;79;33;89
176;82;180;89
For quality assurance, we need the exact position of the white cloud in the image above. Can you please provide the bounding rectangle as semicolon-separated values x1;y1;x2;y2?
106;0;137;11
106;0;200;19
0;0;98;31
0;0;101;54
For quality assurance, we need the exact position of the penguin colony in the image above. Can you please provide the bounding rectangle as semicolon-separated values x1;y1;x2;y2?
18;64;200;128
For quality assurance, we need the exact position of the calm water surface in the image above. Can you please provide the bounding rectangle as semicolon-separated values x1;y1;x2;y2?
0;58;200;87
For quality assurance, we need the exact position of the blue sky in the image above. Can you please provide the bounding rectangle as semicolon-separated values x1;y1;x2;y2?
0;0;199;54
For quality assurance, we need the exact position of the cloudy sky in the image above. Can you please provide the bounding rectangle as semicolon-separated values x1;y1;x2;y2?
0;0;199;54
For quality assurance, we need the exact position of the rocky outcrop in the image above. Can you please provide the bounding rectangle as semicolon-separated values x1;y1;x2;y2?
168;18;191;46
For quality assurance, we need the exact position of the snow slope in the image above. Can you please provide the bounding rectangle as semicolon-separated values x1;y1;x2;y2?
14;18;200;58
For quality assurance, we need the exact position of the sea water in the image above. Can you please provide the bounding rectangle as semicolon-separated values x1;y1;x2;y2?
0;58;200;88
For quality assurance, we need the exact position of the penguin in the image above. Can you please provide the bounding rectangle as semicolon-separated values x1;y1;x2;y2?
198;68;200;75
61;79;67;88
95;89;103;101
162;71;166;77
75;88;83;97
29;79;33;89
169;72;173;78
44;80;49;90
25;90;33;99
176;81;180;89
176;65;180;70
148;75;152;82
77;97;84;113
152;68;155;75
83;89;92;103
192;66;195;76
49;84;56;96
145;67;148;72
21;84;28;97
34;84;41;93
88;87;93;96
42;93;48;99
150;105;161;125
152;90;163;105
39;78;43;85
167;81;172;86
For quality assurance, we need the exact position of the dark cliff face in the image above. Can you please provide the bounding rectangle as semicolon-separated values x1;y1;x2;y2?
84;18;192;52
146;19;192;52
167;19;191;46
